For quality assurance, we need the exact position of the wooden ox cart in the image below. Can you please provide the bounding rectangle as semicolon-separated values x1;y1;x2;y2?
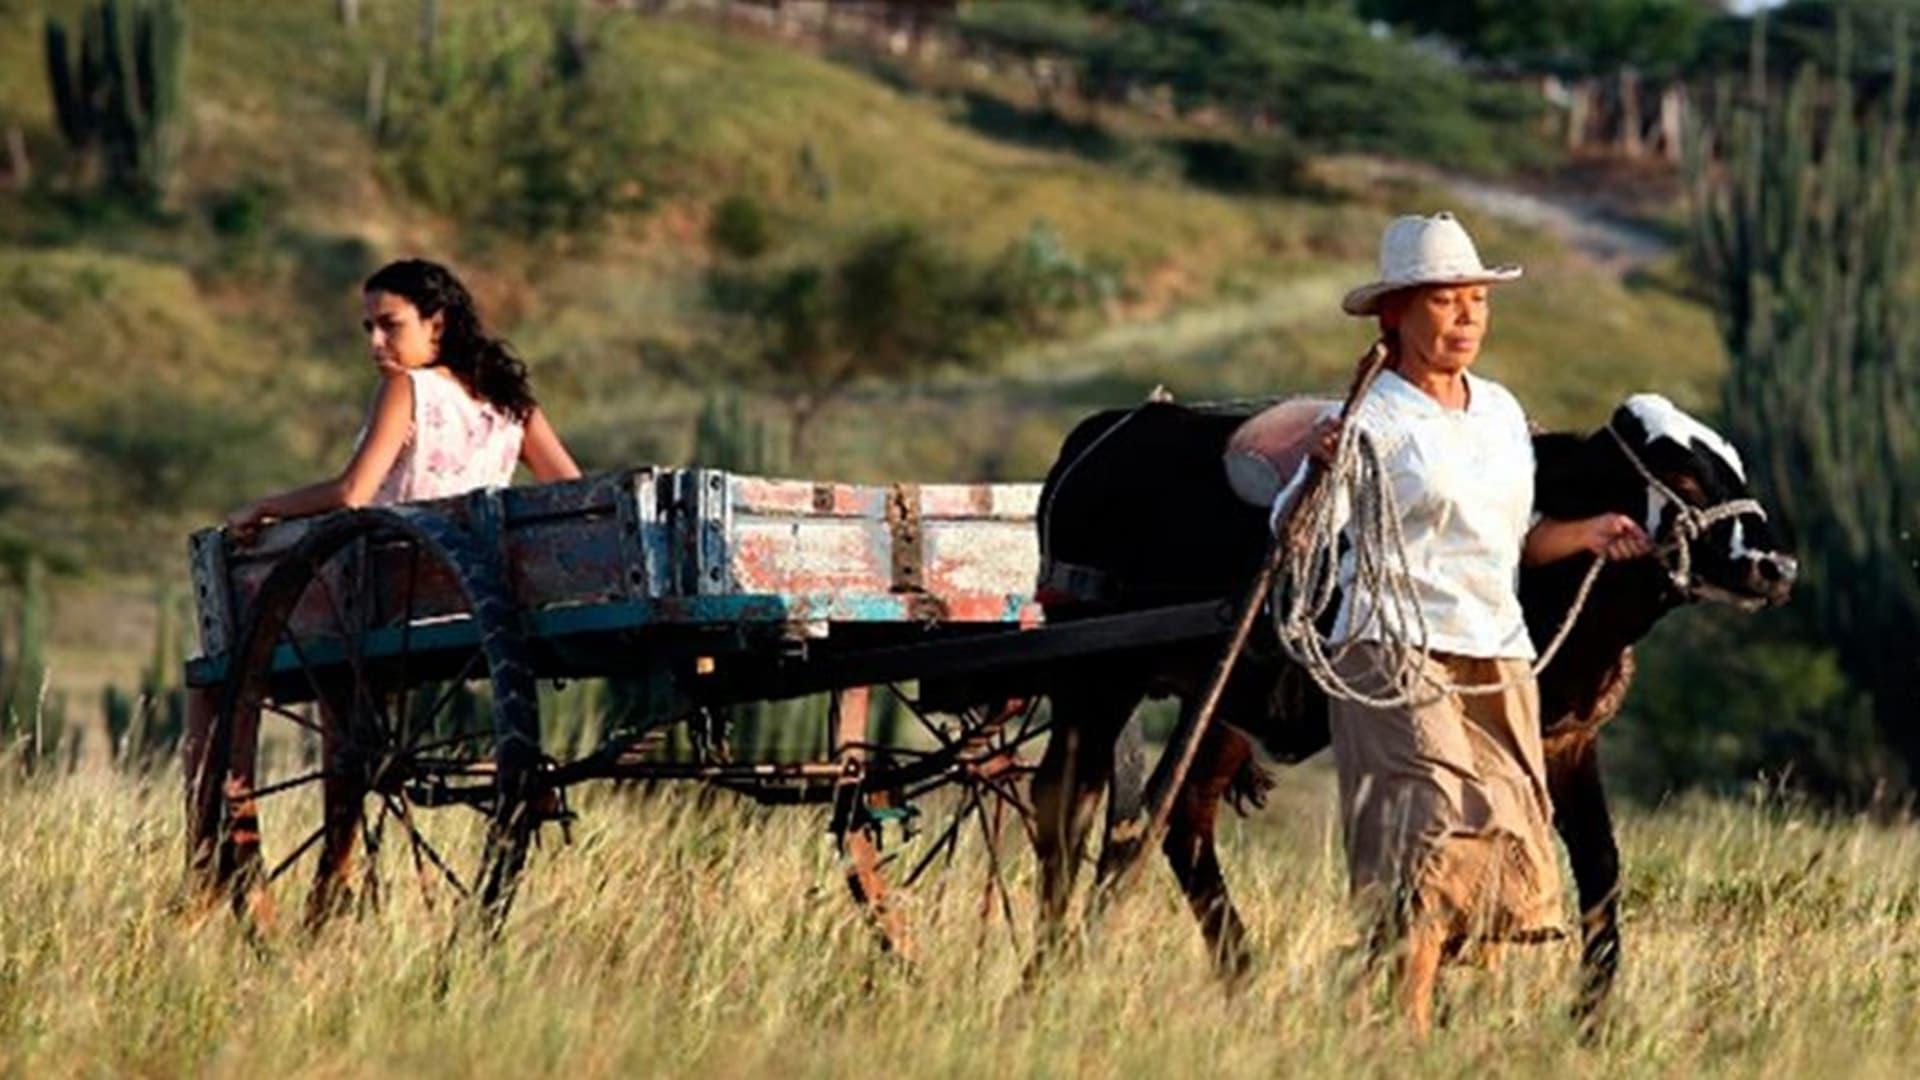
181;468;1235;948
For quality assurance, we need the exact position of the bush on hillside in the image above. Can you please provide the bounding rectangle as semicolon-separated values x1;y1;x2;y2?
1608;607;1890;806
207;181;282;239
62;394;286;514
709;223;1059;460
957;2;1553;173
1171;135;1309;196
708;194;773;260
954;1;1106;59
977;219;1116;336
708;219;1116;462
376;6;654;238
1362;0;1711;76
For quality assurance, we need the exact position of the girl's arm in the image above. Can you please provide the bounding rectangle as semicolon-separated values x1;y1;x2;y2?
225;374;415;541
520;406;583;483
1523;513;1655;567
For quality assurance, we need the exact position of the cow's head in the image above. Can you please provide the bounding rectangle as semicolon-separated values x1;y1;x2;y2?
1607;394;1796;610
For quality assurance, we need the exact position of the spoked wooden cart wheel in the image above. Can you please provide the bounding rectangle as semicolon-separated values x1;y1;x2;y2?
186;506;552;934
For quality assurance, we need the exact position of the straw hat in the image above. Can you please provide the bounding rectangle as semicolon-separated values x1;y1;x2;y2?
1341;211;1522;316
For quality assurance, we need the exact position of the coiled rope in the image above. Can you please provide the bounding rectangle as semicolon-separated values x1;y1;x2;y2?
1270;408;1764;709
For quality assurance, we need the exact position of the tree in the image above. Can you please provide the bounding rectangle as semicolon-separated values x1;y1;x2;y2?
969;2;1550;171
1688;16;1920;795
1361;0;1714;75
709;225;998;463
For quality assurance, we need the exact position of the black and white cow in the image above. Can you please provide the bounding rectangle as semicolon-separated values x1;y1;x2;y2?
1027;392;1796;1018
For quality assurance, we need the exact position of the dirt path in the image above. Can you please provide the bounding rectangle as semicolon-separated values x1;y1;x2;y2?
1445;174;1674;273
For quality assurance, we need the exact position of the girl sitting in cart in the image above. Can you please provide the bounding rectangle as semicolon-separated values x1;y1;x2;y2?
227;259;581;541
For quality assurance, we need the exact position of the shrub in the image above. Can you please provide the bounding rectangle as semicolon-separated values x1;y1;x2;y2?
691;392;783;474
1609;607;1887;805
377;5;654;238
978;219;1115;335
954;1;1105;58
967;2;1553;173
708;223;1002;461
207;181;280;238
62;393;286;513
708;194;773;260
1171;135;1309;197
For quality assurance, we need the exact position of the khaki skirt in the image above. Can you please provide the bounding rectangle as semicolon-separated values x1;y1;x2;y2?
1329;645;1566;944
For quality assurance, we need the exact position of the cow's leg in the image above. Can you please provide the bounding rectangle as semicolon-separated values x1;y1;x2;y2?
1159;721;1255;984
1092;708;1148;888
1548;734;1622;1027
1396;917;1447;1039
1028;681;1128;968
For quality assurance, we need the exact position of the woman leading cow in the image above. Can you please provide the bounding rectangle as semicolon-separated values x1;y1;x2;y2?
1272;212;1656;1032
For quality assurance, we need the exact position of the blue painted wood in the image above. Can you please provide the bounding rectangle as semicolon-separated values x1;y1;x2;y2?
182;588;1038;687
187;466;1045;686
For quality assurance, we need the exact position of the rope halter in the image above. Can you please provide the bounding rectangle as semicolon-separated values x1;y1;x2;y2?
1604;424;1767;605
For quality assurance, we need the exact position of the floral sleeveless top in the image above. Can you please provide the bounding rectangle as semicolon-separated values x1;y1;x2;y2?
370;368;525;507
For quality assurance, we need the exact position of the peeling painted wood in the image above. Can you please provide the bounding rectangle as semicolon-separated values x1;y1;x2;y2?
187;467;1046;672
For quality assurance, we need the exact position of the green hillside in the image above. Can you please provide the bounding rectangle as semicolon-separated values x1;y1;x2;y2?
0;1;1720;698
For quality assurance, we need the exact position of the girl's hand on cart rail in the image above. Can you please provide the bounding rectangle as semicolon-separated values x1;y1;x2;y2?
225;502;274;547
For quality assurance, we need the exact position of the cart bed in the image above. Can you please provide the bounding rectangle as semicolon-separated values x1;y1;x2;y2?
186;468;1046;689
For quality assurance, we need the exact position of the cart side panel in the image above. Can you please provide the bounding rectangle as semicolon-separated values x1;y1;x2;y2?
729;477;888;520
917;483;1040;522
713;474;1042;619
186;471;659;664
728;519;894;595
188;529;234;661
718;474;892;596
615;469;671;598
498;472;649;610
920;520;1042;614
916;483;1041;604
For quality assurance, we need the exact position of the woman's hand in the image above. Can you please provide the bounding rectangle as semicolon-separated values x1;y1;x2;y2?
1523;512;1656;566
1581;513;1655;561
224;501;275;547
1307;414;1343;467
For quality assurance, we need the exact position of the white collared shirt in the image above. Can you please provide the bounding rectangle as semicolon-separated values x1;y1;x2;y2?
1270;368;1536;660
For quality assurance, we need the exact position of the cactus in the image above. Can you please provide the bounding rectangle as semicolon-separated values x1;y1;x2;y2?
797;141;833;204
103;682;138;767
541;678;605;761
1;558;52;770
109;582;187;768
871;688;905;757
1689;14;1920;787
692;393;785;475
419;0;439;54
365;56;388;138
42;0;186;203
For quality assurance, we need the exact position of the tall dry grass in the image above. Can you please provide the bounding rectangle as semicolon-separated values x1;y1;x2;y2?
2;762;1917;1076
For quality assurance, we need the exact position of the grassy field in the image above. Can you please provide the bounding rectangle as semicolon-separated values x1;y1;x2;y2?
0;8;1897;1071
2;761;1917;1076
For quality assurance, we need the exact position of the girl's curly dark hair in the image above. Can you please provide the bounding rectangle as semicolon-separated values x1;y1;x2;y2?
363;259;537;423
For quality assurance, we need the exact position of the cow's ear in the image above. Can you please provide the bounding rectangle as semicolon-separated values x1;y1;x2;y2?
1531;432;1599;519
